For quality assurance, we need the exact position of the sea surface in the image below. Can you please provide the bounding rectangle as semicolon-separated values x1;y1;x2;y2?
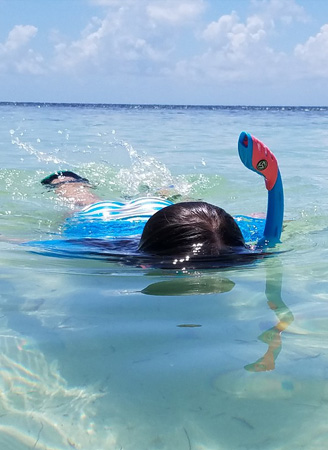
0;102;328;449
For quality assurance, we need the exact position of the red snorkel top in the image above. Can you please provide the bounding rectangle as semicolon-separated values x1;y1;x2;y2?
240;133;279;191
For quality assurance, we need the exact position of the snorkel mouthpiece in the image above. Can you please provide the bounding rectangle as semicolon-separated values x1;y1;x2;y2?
238;132;278;191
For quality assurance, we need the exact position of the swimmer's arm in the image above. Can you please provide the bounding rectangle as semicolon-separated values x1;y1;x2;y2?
238;132;284;247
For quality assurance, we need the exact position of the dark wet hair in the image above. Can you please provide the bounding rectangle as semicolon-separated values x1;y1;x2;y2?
138;201;246;257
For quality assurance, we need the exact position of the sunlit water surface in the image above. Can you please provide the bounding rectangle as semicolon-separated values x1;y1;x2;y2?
0;103;328;449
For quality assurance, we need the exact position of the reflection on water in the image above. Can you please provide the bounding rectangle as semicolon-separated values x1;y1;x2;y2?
245;262;294;372
142;261;294;373
141;275;235;296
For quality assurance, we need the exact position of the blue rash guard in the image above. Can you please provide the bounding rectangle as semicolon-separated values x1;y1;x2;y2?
26;197;266;258
63;201;265;243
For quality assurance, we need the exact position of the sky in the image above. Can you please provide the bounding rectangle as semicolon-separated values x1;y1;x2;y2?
1;0;328;105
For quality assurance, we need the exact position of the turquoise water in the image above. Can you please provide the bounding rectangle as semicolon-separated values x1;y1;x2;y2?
1;103;328;449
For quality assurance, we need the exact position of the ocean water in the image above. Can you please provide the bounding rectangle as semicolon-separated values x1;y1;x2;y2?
0;102;328;449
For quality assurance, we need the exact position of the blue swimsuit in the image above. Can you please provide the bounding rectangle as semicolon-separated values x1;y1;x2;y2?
25;197;266;268
63;197;264;242
27;197;265;260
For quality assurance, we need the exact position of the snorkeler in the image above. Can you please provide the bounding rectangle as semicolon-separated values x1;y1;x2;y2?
40;132;283;261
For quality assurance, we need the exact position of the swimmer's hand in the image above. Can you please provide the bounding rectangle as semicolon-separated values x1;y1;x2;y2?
238;132;279;191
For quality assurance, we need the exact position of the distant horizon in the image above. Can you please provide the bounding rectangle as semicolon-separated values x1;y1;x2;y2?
1;101;328;109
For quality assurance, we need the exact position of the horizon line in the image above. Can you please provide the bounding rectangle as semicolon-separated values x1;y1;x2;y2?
1;101;327;109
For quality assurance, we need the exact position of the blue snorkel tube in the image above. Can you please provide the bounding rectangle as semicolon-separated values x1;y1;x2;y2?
238;132;284;248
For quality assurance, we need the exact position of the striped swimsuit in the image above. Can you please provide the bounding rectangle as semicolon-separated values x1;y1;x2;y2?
64;197;173;239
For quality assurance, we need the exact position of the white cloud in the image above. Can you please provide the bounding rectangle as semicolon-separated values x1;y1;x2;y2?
294;24;328;77
90;0;206;23
64;0;309;84
90;0;135;5
16;49;45;75
203;12;266;49
0;25;37;52
0;25;44;74
169;0;309;85
171;9;283;84
52;11;167;73
147;0;205;25
250;0;308;25
1;0;325;95
51;1;205;74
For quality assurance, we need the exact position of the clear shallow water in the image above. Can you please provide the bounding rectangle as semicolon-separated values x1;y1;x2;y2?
1;103;328;449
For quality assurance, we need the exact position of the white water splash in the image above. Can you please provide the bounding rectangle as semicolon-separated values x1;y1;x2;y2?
11;137;72;166
115;139;191;198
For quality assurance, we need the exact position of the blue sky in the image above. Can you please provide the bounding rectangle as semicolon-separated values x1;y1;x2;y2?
1;0;328;105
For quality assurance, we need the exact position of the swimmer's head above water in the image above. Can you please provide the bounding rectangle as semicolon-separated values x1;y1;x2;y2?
138;201;246;257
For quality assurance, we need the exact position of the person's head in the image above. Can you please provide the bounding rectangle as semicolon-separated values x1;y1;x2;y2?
138;201;245;257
